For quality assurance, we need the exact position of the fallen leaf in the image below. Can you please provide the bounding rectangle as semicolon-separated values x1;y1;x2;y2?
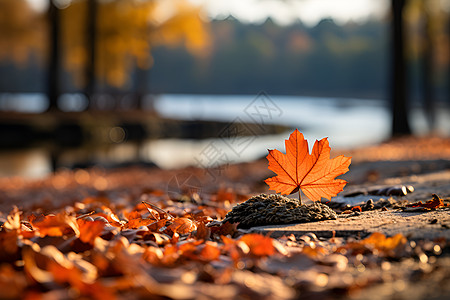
216;187;236;202
167;218;197;235
24;245;115;299
147;219;168;232
142;201;173;221
198;242;221;261
194;221;211;240
362;232;406;248
143;246;165;265
108;213;126;227
265;129;351;202
210;221;238;238
221;235;242;262
160;244;180;267
178;241;221;263
30;213;79;238
351;206;362;212
239;234;275;257
124;218;155;229
301;244;329;258
141;232;171;245
341;232;407;257
126;211;143;221
0;230;19;262
3;207;21;231
0;264;26;298
77;219;105;244
406;194;444;209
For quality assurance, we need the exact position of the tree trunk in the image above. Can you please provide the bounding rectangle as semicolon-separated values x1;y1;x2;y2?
421;4;435;131
85;0;98;107
448;6;450;112
390;0;411;136
47;0;61;111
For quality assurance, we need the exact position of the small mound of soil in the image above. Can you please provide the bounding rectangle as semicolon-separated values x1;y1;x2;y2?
223;193;337;228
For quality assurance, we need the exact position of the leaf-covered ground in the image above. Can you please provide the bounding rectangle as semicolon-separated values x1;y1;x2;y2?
0;136;449;299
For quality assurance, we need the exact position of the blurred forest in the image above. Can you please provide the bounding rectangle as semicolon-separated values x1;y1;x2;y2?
0;0;449;104
0;0;449;175
0;0;210;94
151;17;389;98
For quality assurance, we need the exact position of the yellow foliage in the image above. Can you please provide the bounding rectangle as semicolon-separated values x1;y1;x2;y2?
360;232;407;253
0;0;210;88
0;0;47;66
340;232;407;257
151;0;210;52
404;0;450;66
61;0;210;87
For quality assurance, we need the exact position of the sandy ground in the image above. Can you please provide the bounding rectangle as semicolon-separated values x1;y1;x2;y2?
0;135;449;299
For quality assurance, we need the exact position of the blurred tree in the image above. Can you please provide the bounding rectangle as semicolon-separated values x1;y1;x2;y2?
48;0;61;111
390;0;411;136
85;0;97;101
421;2;435;130
61;0;210;90
405;0;449;132
0;0;210;103
0;0;47;65
151;18;388;97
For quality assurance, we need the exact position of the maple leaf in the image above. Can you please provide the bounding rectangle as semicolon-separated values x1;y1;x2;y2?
265;129;351;203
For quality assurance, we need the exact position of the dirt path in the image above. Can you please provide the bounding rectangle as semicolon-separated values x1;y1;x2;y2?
247;208;450;240
0;136;449;299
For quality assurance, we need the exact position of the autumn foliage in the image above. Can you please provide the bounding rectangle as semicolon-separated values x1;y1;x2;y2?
0;133;448;298
265;129;351;202
0;0;210;87
406;194;446;209
0;193;287;299
1;180;445;300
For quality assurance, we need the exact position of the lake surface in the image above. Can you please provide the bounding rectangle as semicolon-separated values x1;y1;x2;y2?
154;94;391;147
145;93;449;169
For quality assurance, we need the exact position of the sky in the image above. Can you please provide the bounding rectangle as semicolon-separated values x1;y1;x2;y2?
191;0;390;26
28;0;390;26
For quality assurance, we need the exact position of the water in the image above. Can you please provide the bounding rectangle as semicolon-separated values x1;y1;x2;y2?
147;94;449;169
153;94;392;147
1;93;449;176
144;94;391;169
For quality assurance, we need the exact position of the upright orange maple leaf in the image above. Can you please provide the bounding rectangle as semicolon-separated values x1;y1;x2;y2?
265;129;351;203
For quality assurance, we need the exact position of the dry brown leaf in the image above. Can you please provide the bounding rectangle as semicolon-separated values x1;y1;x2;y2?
341;232;407;257
167;218;197;235
123;218;155;230
0;230;19;262
195;221;211;240
30;213;79;238
406;194;445;209
77;219;105;244
147;219;168;233
239;234;276;257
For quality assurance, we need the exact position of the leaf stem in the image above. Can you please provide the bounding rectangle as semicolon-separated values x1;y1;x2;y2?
298;192;302;206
